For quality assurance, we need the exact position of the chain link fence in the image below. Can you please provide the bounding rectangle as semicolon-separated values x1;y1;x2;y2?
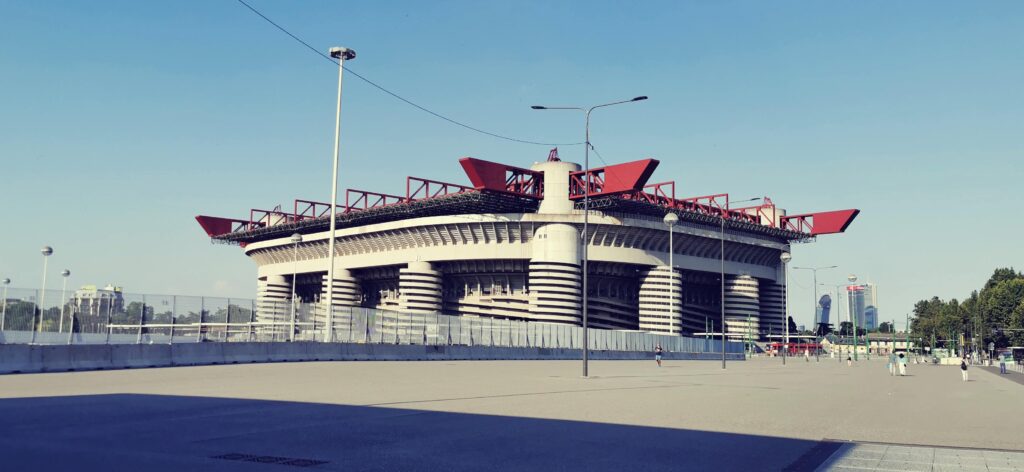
0;287;741;354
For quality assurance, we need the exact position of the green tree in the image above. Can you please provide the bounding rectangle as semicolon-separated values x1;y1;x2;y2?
838;321;853;336
877;322;892;333
980;279;1024;348
985;268;1022;290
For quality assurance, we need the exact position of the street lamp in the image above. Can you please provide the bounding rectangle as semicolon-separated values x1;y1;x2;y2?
719;196;762;369
58;269;70;333
780;252;792;365
820;282;846;362
532;95;648;378
324;46;356;343
663;212;679;335
848;274;858;361
290;232;302;342
793;265;837;362
1;278;10;331
32;246;53;343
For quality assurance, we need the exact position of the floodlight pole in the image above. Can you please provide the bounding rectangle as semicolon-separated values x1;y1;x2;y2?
290;233;302;342
325;46;356;343
32;246;53;344
780;252;792;365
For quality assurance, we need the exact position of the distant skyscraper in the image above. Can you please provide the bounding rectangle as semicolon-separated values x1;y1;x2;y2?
864;306;878;331
815;293;832;335
847;285;867;329
862;283;878;329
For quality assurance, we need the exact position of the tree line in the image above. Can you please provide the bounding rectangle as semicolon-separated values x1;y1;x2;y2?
910;268;1024;351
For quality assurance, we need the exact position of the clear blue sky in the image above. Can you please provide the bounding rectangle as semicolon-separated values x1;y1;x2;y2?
2;1;1022;328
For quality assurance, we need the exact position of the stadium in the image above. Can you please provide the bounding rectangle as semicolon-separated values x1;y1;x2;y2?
196;150;858;341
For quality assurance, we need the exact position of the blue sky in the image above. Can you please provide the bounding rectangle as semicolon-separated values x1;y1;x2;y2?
1;1;1021;328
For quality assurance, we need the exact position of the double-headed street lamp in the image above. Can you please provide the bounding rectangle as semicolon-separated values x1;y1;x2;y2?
848;274;859;361
793;265;837;362
324;46;356;343
820;282;847;362
531;96;648;378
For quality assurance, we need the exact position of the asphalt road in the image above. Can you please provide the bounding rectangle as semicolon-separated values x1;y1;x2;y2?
1;356;1020;471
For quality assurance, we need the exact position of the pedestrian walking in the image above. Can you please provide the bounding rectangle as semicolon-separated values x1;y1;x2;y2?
898;352;907;376
847;355;852;366
804;350;810;362
960;358;969;382
999;356;1007;374
655;344;663;367
888;353;896;376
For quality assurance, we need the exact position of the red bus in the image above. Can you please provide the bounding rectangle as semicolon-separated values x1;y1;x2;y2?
766;342;822;356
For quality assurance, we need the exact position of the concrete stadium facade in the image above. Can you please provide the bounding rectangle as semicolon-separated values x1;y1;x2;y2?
198;155;858;341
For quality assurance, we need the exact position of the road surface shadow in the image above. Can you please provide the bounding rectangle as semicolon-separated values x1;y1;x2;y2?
0;393;832;471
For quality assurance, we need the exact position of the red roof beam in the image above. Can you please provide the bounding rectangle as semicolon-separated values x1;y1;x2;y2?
459;157;543;198
781;209;860;236
293;199;333;221
676;193;729;217
621;181;675;206
730;197;777;227
195;215;258;238
345;189;408;212
250;208;295;229
568;159;660;200
406;176;474;202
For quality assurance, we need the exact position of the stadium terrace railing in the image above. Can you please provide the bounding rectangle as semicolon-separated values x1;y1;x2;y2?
0;288;742;354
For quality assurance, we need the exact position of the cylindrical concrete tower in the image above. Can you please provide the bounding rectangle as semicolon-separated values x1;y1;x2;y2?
528;223;581;324
638;266;683;335
724;274;760;341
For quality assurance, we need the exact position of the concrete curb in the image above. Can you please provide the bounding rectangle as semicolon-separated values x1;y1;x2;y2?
0;342;744;374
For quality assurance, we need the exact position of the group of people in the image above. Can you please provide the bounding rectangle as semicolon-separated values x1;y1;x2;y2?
888;352;909;376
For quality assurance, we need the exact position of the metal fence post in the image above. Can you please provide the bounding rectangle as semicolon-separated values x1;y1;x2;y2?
248;299;256;342
65;302;75;345
168;295;176;344
197;297;204;343
136;296;145;344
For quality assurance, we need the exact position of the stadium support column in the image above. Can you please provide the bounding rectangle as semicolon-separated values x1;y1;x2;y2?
638;266;682;335
320;270;361;340
759;281;785;341
724;275;760;343
528;223;582;325
399;262;443;342
527;159;584;327
257;275;290;338
399;262;443;313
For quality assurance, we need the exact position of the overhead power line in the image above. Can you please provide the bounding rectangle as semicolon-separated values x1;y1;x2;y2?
235;0;583;147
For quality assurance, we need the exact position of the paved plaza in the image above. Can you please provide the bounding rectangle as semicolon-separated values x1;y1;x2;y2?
0;356;1022;471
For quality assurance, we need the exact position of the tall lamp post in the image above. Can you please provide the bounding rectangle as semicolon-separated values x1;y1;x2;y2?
848;274;859;361
290;233;302;342
531;95;648;378
1;278;10;331
780;252;792;365
793;265;837;362
32;246;53;344
58;269;70;333
324;46;356;343
720;197;763;369
664;212;679;335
